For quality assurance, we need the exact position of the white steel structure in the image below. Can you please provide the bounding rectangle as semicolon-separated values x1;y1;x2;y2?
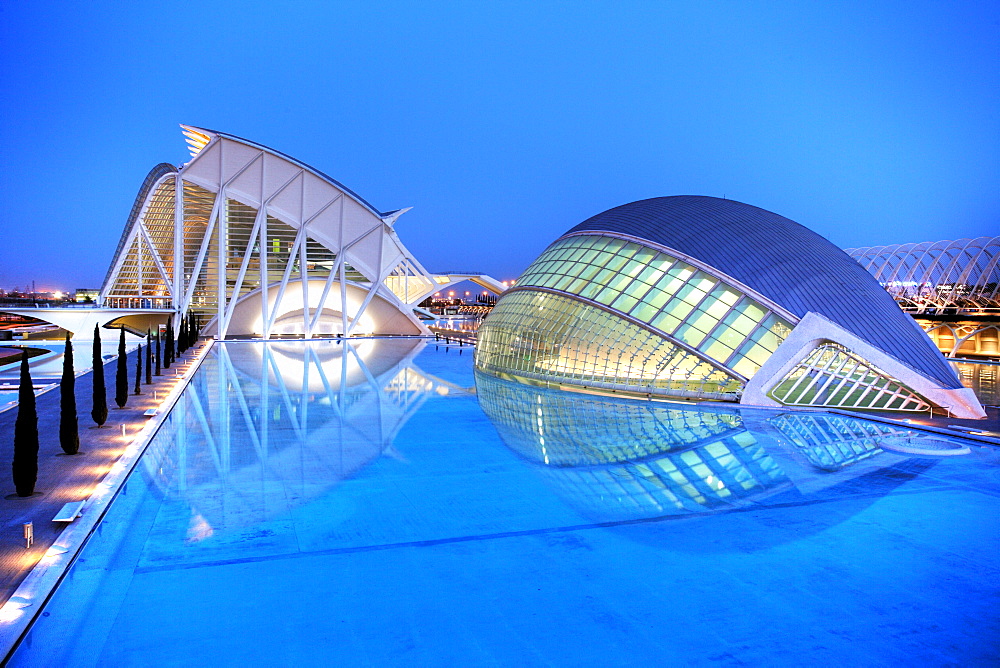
99;126;501;339
846;237;1000;312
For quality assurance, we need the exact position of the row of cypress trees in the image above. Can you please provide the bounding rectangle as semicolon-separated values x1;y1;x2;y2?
10;315;199;497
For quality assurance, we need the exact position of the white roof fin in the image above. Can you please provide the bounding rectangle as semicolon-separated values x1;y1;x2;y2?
382;207;412;227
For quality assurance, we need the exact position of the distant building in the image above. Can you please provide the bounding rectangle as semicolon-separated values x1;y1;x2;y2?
475;196;984;418
74;289;99;303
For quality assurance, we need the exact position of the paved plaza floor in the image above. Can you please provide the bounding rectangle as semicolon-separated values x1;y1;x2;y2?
0;344;202;603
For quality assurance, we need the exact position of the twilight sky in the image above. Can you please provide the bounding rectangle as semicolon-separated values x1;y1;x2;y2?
0;1;997;292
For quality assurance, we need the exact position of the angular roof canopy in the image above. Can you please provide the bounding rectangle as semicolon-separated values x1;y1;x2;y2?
566;195;961;389
180;125;390;219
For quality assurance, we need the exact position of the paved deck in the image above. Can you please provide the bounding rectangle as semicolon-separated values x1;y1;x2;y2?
0;343;203;603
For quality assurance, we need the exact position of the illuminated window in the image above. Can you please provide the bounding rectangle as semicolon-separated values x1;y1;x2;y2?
480;234;796;391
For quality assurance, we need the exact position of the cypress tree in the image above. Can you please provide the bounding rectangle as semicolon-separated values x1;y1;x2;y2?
168;319;176;364
155;329;161;376
178;316;187;355
145;330;152;384
91;324;108;427
59;332;79;455
134;343;142;395
163;321;172;369
115;328;128;408
13;351;39;496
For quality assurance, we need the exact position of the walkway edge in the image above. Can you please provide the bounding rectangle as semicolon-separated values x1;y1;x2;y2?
0;340;215;661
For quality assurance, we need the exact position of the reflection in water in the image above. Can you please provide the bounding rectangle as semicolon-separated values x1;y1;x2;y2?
475;371;961;524
952;360;999;407
141;339;458;539
768;413;891;471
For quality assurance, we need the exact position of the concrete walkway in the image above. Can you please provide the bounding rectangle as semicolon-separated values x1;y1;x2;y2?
0;343;203;603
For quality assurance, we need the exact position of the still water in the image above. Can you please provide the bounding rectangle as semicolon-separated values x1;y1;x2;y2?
9;339;1000;666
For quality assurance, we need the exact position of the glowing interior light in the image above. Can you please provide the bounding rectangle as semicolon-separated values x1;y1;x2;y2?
180;125;212;157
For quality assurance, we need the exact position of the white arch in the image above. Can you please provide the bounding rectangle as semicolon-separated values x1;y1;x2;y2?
847;236;1000;310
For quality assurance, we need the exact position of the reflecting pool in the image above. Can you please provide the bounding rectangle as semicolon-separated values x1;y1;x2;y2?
9;340;999;666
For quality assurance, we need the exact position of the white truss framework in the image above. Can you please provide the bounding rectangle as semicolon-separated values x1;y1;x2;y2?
100;126;470;339
846;236;1000;312
769;343;931;412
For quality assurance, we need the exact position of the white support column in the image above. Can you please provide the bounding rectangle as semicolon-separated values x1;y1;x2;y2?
310;254;345;333
339;197;348;337
300;228;311;338
137;233;143;305
138;223;172;300
346;285;380;336
174;173;184;311
266;230;305;336
217;195;228;337
101;225;143;306
220;206;266;336
182;189;225;309
300;174;311;339
346;218;384;336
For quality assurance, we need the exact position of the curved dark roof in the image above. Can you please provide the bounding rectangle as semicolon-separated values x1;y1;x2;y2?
565;196;960;388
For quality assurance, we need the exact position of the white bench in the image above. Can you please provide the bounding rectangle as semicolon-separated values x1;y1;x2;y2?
53;500;85;522
144;408;158;417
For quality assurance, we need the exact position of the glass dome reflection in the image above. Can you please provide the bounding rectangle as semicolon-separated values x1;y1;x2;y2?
475;371;966;526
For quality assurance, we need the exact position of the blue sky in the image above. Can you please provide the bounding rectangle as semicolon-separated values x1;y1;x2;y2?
0;1;997;291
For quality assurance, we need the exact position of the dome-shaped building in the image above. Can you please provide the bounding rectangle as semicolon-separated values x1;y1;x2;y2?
474;196;985;418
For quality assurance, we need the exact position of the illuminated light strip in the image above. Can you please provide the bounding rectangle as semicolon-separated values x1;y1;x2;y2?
180;126;212;157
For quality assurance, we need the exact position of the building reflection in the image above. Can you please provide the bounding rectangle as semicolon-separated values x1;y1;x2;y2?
475;371;951;524
952;360;999;407
141;339;461;539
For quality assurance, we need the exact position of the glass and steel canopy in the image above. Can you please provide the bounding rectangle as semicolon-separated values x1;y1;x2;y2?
476;233;793;400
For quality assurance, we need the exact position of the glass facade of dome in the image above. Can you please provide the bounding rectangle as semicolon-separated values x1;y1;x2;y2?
476;232;793;400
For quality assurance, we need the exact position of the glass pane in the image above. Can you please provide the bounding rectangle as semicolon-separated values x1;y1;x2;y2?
703;296;731;320
631;301;659;322
595;286;620;305
644;288;671;310
741;300;766;322
553;274;577;291
651;310;682;333
611;293;639;313
702;338;736;361
636;265;666;286
675;323;709;347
